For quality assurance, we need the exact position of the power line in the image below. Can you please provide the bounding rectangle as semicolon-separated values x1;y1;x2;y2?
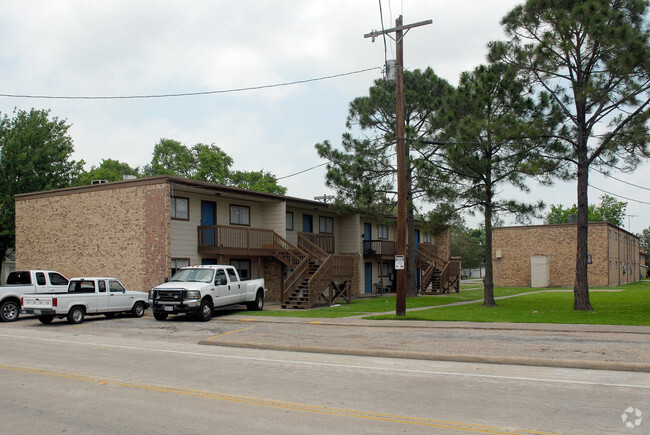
0;67;381;100
592;167;650;192
588;184;650;205
277;162;328;180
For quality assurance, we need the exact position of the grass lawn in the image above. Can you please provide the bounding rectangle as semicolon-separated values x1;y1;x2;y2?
367;280;650;325
238;286;545;318
236;280;650;325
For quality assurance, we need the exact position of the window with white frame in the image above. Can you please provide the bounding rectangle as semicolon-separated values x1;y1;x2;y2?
319;216;333;234
230;205;250;226
422;232;432;243
377;224;388;239
171;197;189;220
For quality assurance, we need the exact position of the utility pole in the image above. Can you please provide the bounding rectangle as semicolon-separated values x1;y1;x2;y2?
365;16;431;316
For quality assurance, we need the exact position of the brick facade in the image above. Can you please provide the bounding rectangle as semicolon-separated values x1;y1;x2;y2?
15;180;170;292
492;223;640;287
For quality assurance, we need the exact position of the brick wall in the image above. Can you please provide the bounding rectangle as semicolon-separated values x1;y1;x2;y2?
491;223;637;287
15;181;170;292
262;258;283;302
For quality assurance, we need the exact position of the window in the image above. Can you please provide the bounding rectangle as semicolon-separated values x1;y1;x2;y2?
48;272;68;286
171;258;190;277
98;280;106;293
230;205;250;226
214;269;227;285
378;224;388;239
231;259;251;279
36;272;46;286
378;263;390;277
171;197;189;220
286;212;294;231
319;216;333;234
109;280;126;293
227;268;238;283
422;232;432;243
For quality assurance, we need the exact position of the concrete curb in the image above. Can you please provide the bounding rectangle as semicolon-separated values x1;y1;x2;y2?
198;339;650;373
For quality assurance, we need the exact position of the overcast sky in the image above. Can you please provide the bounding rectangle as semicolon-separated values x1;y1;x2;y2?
1;1;648;234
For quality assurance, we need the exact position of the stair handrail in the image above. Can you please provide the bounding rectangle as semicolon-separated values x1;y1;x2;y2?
273;233;307;269
282;256;310;304
298;233;329;263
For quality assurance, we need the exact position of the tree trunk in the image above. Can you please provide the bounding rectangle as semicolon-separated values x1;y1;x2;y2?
483;200;497;306
574;157;593;310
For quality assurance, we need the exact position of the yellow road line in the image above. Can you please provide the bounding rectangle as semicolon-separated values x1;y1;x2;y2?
0;364;557;434
207;326;254;340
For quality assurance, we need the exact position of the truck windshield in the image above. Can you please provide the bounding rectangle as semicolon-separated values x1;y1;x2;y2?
169;268;214;283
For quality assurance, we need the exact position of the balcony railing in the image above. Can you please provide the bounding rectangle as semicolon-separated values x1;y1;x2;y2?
299;232;335;254
198;225;276;255
198;226;337;256
362;240;396;257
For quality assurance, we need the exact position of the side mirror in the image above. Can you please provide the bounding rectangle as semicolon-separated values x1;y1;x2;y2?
164;277;169;283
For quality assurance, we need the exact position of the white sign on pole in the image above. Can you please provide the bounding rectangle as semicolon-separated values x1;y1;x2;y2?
395;255;405;270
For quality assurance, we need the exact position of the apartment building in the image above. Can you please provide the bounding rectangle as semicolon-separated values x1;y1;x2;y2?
14;176;458;307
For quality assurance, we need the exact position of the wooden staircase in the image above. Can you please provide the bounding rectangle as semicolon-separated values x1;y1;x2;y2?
272;233;354;309
417;244;460;294
282;261;320;309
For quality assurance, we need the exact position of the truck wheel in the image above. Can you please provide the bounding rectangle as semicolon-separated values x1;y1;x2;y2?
0;299;20;322
246;290;264;311
38;315;54;324
197;299;213;322
131;301;145;318
67;306;85;324
153;312;168;321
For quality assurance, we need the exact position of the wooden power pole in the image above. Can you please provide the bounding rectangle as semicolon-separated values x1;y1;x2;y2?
365;16;431;316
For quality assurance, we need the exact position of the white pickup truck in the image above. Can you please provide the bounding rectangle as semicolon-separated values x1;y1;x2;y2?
21;277;149;324
149;265;266;321
0;270;69;322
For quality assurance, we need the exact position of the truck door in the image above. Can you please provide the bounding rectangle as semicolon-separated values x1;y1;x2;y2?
46;272;69;292
213;268;231;306
96;280;109;311
108;280;131;310
35;272;64;294
226;267;244;302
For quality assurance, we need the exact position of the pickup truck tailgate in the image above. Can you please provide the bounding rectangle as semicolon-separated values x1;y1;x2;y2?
22;295;55;309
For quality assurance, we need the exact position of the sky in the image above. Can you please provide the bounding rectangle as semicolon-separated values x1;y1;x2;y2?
0;1;648;234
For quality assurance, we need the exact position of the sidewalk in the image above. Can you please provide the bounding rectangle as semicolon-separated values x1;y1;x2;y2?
201;308;650;373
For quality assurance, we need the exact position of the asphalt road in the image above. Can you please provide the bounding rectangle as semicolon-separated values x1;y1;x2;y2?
1;312;649;433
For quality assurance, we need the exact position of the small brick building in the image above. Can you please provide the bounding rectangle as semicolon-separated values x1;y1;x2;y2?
492;223;641;287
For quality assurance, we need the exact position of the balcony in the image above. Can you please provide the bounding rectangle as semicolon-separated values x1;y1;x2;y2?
197;225;336;256
363;240;396;258
198;225;277;256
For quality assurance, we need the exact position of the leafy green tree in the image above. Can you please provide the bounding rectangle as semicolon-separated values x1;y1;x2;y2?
489;0;650;310
451;227;485;273
316;68;454;297
145;138;200;179
72;159;140;186
192;143;233;185
418;63;558;306
0;108;82;276
547;195;627;227
229;170;287;195
145;138;286;194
